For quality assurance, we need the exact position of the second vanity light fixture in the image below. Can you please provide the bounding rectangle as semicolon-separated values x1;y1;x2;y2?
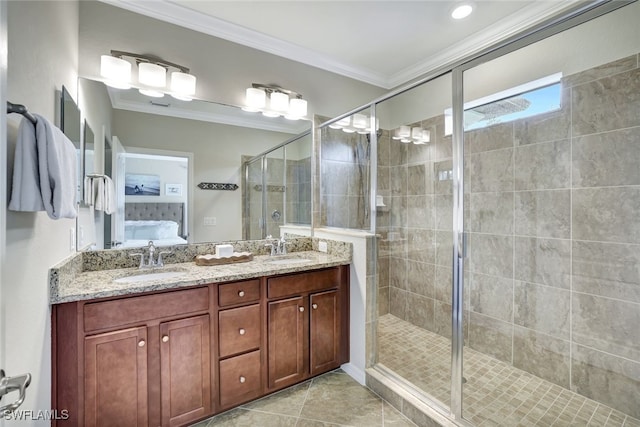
392;125;431;144
328;113;379;134
242;84;308;120
100;50;197;101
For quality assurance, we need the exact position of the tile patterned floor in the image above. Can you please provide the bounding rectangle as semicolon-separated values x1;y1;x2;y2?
192;370;418;426
377;314;640;427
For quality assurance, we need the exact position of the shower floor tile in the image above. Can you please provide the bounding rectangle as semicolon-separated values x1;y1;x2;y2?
377;314;640;427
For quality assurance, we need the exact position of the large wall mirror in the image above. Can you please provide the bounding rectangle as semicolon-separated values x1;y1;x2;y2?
60;86;82;205
77;77;311;250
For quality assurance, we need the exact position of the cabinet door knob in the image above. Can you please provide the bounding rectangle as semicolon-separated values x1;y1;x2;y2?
299;306;304;312
239;376;246;383
138;340;145;347
239;328;246;336
238;290;245;297
162;335;169;343
312;303;318;310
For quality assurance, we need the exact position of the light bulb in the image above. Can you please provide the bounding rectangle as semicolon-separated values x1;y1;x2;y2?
170;72;196;100
287;98;307;119
270;92;289;114
138;62;166;88
451;3;474;20
243;87;266;112
353;114;367;129
100;55;131;89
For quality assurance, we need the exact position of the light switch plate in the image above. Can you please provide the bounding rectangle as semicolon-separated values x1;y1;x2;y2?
319;241;328;253
204;217;217;226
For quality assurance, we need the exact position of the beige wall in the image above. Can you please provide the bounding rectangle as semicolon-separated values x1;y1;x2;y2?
3;0;79;421
112;109;291;242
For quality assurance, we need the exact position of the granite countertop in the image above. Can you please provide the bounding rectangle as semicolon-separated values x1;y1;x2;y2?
51;250;350;304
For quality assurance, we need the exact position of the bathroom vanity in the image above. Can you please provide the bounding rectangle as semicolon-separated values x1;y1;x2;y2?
49;241;351;426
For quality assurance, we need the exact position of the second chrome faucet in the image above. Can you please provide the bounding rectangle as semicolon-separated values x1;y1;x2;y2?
130;241;172;269
265;236;289;256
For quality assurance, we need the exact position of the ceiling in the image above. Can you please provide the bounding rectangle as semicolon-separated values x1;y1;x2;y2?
104;0;583;89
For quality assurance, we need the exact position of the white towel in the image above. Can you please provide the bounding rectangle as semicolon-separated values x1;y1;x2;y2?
35;113;78;219
9;117;46;212
104;176;116;215
94;176;105;211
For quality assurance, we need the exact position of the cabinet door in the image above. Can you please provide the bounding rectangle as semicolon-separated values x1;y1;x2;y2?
84;327;148;427
160;315;212;427
310;290;340;376
268;296;306;389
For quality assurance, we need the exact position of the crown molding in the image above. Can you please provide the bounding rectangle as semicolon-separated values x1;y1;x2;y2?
100;0;389;88
387;1;581;88
101;0;580;90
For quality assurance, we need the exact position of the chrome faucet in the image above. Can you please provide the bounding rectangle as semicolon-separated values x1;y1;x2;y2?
265;236;288;256
130;241;172;269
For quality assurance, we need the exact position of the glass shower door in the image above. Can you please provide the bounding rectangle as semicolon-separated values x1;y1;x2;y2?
460;3;640;424
373;72;454;412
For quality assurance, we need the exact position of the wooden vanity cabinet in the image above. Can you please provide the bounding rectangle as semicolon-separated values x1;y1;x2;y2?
217;279;264;410
53;286;212;427
266;267;350;392
52;266;349;427
83;326;149;426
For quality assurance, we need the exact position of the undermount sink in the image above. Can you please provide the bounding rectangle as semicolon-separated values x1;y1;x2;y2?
265;258;313;265
114;271;186;284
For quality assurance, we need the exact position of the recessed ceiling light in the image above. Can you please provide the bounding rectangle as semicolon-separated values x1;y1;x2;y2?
451;3;474;20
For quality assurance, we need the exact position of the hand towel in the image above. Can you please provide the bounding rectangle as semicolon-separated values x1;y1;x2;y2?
84;176;94;206
8;117;46;212
35;113;78;219
94;176;105;211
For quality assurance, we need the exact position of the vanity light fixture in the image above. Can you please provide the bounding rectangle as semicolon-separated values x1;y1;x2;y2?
242;83;308;120
451;2;474;20
328;113;379;135
100;50;197;100
393;125;430;144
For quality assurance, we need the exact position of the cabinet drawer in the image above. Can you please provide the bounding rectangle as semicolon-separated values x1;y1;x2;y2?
219;280;260;307
84;287;209;333
219;350;262;408
267;268;340;299
219;304;261;358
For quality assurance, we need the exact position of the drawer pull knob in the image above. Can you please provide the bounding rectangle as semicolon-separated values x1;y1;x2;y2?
239;328;246;335
312;303;318;310
238;290;245;297
299;306;304;312
162;335;169;343
239;376;246;383
138;340;145;347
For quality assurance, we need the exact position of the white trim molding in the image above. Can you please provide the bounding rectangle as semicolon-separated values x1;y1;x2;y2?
100;0;581;89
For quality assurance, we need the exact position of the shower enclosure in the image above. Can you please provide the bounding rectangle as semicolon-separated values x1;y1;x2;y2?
243;131;312;239
318;2;640;425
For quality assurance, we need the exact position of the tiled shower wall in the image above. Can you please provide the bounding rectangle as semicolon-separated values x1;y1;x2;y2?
378;54;640;418
286;157;312;225
244;156;311;239
319;126;371;230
